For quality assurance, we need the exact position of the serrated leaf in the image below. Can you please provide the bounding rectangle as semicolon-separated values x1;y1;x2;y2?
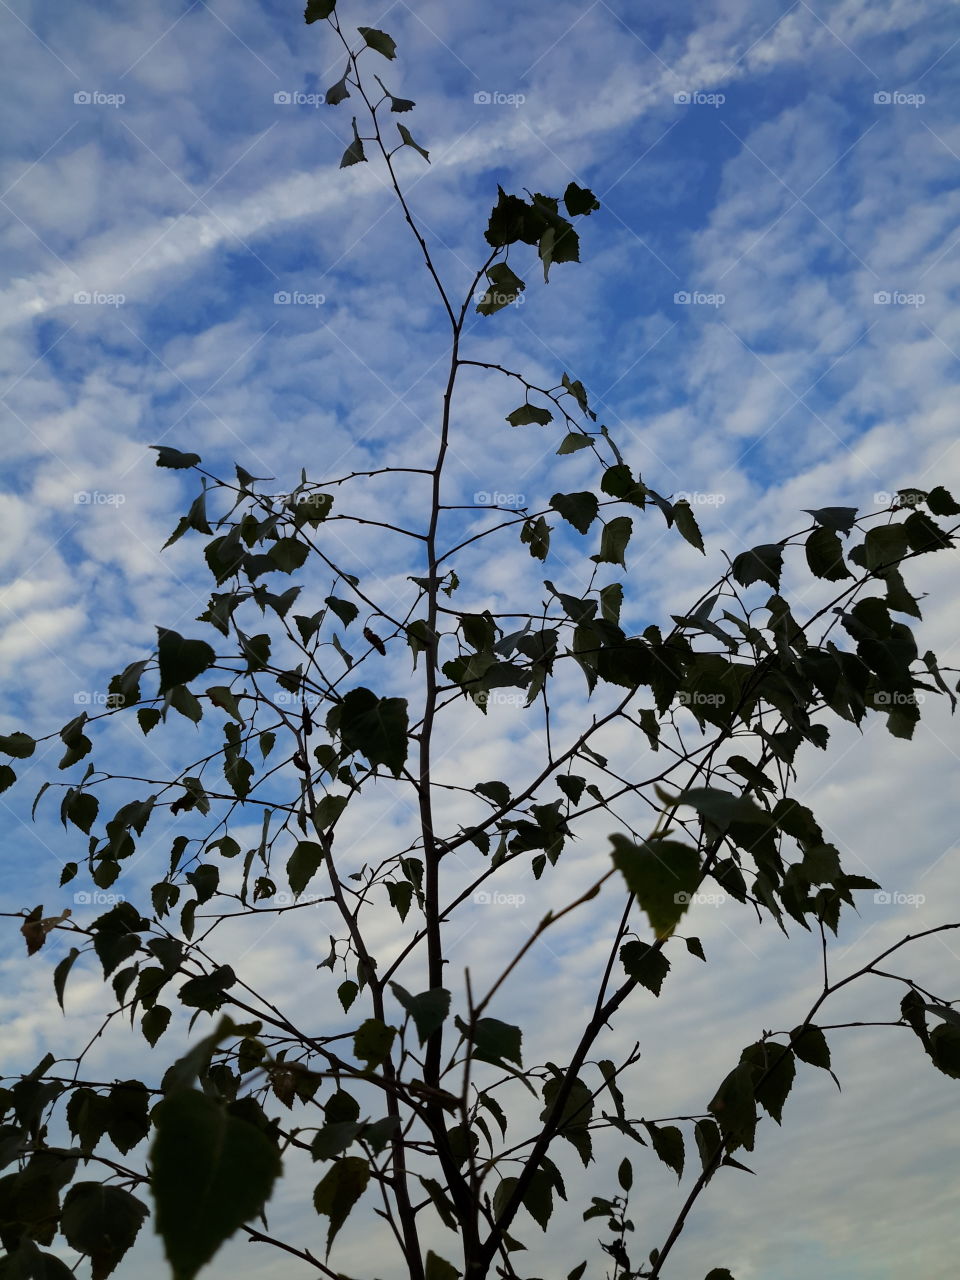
0;732;34;759
672;499;705;553
610;835;700;938
60;1183;148;1280
507;403;552;426
152;1090;281;1280
790;1024;831;1069
644;1121;684;1179
304;0;336;21
620;940;670;995
731;544;783;590
328;687;408;777
563;182;600;216
152;446;200;469
157;629;216;694
286;841;325;896
592;515;632;567
358;26;396;58
550;491;599;534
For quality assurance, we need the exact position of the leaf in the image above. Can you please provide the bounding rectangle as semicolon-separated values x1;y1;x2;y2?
563;182;600;216
740;1042;795;1124
705;1271;736;1280
326;596;358;628
142;1005;171;1047
397;123;429;162
358;26;396;58
805;526;851;580
152;445;200;469
929;1023;960;1079
803;506;858;533
476;780;511;808
927;485;960;516
390;984;450;1046
0;732;34;759
458;1015;523;1067
337;981;358;1012
672;499;705;553
151;1090;282;1280
60;1183;148;1280
179;966;236;1012
708;1062;758;1152
105;1081;150;1154
520;515;550;560
477;262;525;316
550;491;599;534
325;74;350;106
340;118;366;168
506;403;552;427
790;1024;831;1069
353;1018;396;1068
591;515;632;567
617;1157;633;1191
286;841;325;896
686;935;706;961
328;687;408;777
157;629;216;694
557;431;593;454
304;0;336;21
268;538;309;574
620;940;670;995
0;765;15;793
53;947;81;1011
643;1121;684;1179
731;544;783;590
425;1252;460;1280
610;836;700;938
314;1157;369;1256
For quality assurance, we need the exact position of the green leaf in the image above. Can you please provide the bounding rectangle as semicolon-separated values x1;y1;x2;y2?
506;403;552;427
314;1157;369;1256
304;0;336;21
620;940;670;995
803;506;858;533
327;687;408;777
0;1243;76;1278
458;1015;523;1067
157;629;216;694
790;1024;831;1069
617;1157;633;1191
138;708;161;735
325;73;350;106
0;732;34;759
425;1252;460;1280
708;1062;758;1152
740;1042;795;1124
390;984;451;1046
563;182;600;216
610;836;700;938
0;765;15;793
142;1005;171;1047
672;499;705;553
152;445;200;469
477;263;525;316
60;1183;148;1280
731;544;783;590
179;966;236;1012
337;981;358;1012
53;947;81;1011
353;1018;396;1068
286;841;325;896
591;515;632;567
643;1121;684;1179
927;485;960;516
929;1023;960;1078
105;1081;150;1154
340;118;366;168
520;515;550;560
686;935;706;961
151;1090;282;1280
550;491;599;534
268;538;309;574
358;26;396;58
326;596;358;628
557;431;593;454
397;123;429;162
805;526;851;580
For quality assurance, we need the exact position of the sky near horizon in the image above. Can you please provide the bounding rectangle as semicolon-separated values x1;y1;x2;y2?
1;1;960;1278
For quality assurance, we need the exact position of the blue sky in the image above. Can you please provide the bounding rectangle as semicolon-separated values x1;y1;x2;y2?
2;1;960;1277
